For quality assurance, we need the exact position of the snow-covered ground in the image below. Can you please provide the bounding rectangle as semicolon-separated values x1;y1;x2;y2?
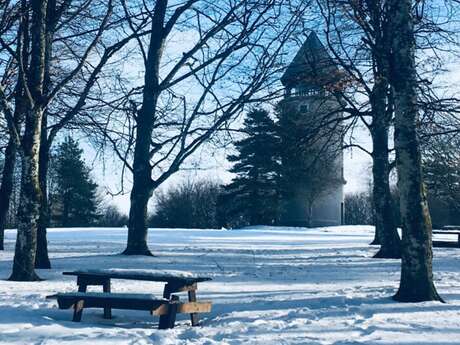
0;226;459;345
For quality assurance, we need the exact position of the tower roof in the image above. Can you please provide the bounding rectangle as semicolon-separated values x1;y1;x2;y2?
281;32;339;88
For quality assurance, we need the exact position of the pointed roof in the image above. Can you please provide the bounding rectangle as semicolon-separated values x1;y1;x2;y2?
281;32;339;87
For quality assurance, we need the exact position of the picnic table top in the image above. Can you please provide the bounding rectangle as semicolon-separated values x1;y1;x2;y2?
433;229;460;234
63;269;212;284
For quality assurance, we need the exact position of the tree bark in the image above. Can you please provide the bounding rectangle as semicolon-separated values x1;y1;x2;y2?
0;138;17;250
123;0;167;256
34;0;65;268
369;225;381;245
9;0;48;281
388;0;441;302
35;132;51;268
371;124;401;259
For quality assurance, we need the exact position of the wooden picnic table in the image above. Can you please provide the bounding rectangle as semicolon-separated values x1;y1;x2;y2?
433;228;460;248
62;269;212;326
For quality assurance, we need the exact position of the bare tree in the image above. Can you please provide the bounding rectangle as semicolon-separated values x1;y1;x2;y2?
0;0;144;279
0;1;22;251
89;0;308;255
388;0;442;302
317;0;401;258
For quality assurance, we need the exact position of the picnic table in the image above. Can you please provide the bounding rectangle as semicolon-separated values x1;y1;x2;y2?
48;269;212;329
433;226;460;248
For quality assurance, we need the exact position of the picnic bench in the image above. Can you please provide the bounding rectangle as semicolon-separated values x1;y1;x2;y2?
433;226;460;248
47;269;212;329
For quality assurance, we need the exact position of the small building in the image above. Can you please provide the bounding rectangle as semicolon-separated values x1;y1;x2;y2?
278;32;345;227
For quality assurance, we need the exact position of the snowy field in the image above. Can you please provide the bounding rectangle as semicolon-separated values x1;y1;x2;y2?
0;226;460;345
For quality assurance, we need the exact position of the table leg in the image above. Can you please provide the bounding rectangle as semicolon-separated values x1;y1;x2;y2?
188;289;199;326
158;295;179;329
162;283;172;299
72;300;85;322
103;279;112;319
78;283;87;293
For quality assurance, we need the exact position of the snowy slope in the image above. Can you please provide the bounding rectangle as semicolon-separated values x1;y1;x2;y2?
0;226;459;345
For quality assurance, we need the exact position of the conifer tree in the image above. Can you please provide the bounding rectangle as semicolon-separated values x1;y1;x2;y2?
223;109;281;226
51;137;99;227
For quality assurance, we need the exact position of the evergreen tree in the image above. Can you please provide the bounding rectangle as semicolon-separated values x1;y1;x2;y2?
50;137;99;227
223;109;281;226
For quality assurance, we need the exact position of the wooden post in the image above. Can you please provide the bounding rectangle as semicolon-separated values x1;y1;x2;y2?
103;279;112;319
72;300;84;322
188;289;199;326
162;283;172;299
158;295;179;329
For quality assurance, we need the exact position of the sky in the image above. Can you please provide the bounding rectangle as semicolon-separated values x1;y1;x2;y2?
77;13;460;216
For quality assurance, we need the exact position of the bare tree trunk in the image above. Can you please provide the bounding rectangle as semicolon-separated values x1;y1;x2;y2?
9;0;48;281
35;131;51;268
369;225;381;245
371;124;401;258
34;0;64;268
123;0;166;255
10;144;42;281
0;138;17;250
123;119;156;255
389;0;441;302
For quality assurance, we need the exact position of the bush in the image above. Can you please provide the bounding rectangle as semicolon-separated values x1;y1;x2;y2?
344;191;373;225
149;179;221;229
97;204;128;227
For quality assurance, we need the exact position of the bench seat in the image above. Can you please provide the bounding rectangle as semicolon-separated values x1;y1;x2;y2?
48;292;167;310
432;230;460;248
47;292;212;329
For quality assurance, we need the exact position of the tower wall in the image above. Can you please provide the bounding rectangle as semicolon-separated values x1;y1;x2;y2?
278;91;345;227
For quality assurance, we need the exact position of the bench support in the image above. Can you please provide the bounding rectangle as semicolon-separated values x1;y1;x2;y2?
158;295;179;329
73;300;84;322
77;276;112;319
163;282;201;326
188;290;199;326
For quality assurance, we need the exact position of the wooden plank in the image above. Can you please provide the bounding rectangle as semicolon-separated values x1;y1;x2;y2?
50;293;167;311
188;289;199;326
178;301;212;314
63;270;211;285
163;282;197;297
152;301;212;316
102;280;112;319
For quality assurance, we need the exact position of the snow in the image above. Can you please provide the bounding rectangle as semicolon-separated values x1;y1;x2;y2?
0;225;459;344
73;268;202;279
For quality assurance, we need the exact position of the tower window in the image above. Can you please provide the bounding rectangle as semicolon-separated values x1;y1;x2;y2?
294;86;321;97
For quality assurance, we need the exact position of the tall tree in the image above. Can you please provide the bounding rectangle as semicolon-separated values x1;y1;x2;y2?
7;0;48;281
51;137;99;227
317;0;401;258
113;0;307;255
223;108;281;226
0;0;26;251
388;0;442;302
0;0;129;278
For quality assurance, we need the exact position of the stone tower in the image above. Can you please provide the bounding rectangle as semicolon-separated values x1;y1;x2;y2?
278;31;345;227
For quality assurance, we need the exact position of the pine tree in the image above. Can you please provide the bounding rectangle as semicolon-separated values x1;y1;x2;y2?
223;109;281;226
50;137;99;227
